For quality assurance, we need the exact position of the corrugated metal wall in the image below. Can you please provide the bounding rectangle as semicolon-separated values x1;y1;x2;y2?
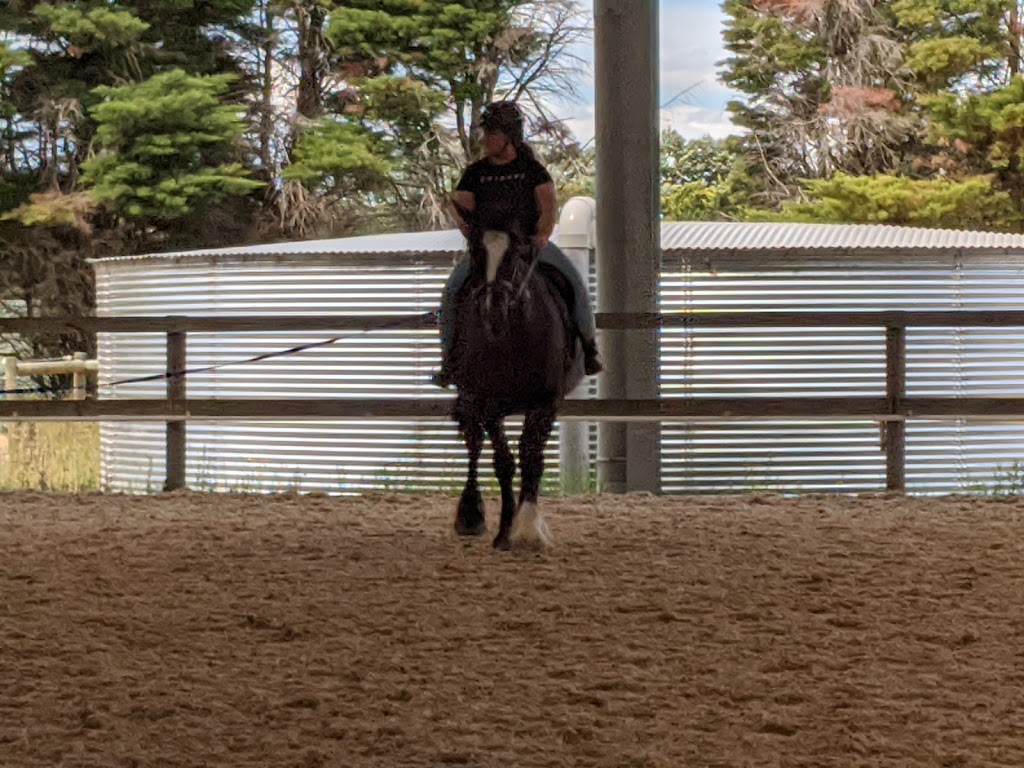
95;235;1024;497
660;252;1024;494
94;254;592;494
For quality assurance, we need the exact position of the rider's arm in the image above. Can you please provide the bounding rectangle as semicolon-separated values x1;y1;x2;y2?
451;190;475;238
535;181;557;242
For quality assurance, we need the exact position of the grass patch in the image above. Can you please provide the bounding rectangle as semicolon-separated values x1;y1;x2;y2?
967;460;1024;496
0;422;100;492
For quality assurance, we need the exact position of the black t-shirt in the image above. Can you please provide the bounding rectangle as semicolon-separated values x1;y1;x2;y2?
455;154;553;236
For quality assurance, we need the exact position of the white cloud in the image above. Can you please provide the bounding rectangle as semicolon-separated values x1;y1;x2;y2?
554;102;740;145
541;0;743;145
661;103;740;140
659;0;735;110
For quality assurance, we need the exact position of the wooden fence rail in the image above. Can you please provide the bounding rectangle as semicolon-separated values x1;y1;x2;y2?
4;310;1024;493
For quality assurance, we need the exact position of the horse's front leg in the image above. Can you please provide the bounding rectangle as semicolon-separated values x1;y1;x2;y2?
455;416;486;536
511;404;556;549
486;418;517;550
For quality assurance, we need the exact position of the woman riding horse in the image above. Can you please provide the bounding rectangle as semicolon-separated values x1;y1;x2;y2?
432;100;603;387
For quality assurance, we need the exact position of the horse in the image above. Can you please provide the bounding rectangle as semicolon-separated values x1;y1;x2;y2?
446;206;584;550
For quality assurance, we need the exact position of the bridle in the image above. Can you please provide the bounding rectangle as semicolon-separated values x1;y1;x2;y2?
471;234;538;341
452;198;541;338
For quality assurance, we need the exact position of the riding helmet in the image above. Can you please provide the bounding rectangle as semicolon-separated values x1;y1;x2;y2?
479;100;525;146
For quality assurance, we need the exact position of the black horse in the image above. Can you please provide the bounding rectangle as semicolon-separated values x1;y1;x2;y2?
447;207;584;550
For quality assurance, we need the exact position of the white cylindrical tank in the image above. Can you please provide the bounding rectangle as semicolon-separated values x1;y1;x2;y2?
555;196;597;494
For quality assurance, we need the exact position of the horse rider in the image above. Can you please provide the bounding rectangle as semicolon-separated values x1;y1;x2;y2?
432;100;604;388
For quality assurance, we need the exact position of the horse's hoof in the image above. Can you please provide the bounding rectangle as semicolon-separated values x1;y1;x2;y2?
455;518;487;537
492;533;511;551
455;490;485;536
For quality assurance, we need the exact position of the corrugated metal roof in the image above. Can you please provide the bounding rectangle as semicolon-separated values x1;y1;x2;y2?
660;221;1024;253
89;229;469;264
91;220;1024;265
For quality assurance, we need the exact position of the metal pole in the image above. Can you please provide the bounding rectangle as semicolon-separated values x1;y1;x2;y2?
885;325;906;492
164;327;187;491
594;0;661;493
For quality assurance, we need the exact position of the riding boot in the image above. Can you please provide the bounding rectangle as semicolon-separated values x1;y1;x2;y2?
431;354;456;388
431;344;458;389
582;338;604;376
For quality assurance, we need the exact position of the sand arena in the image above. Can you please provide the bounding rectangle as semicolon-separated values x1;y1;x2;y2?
1;490;1023;767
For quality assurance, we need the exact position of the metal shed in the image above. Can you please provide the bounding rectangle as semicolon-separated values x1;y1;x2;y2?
90;204;596;495
91;204;1024;495
659;221;1024;494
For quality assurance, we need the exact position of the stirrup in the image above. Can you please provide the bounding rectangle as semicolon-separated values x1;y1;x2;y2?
431;368;454;389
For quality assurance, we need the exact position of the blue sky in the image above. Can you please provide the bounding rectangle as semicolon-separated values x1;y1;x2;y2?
551;0;739;143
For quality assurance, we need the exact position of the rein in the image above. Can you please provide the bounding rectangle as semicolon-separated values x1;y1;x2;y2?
516;241;540;300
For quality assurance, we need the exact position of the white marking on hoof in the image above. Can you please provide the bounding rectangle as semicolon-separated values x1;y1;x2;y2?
509;500;551;550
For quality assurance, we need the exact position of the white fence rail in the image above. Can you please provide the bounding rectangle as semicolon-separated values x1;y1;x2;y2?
2;352;98;401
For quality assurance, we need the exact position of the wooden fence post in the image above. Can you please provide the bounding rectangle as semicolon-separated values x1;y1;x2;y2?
885;324;907;493
164;327;187;491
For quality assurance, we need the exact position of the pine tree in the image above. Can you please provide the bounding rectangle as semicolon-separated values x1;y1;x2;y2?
82;70;263;234
720;0;915;204
891;0;1012;91
720;0;1024;230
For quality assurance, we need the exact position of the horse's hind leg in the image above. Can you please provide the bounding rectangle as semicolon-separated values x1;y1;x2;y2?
455;418;486;536
487;419;517;551
510;405;556;549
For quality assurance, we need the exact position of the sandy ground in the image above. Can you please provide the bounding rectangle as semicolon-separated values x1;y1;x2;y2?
1;490;1023;768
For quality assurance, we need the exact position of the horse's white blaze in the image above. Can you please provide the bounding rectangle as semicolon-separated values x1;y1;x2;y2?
482;230;509;285
509;500;551;548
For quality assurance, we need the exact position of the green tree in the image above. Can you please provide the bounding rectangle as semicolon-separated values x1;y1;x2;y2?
881;0;1024;226
82;70;263;239
661;181;731;221
761;172;1022;231
661;130;734;185
323;0;588;229
720;0;916;202
892;0;1013;91
1;1;153;195
548;142;594;201
719;0;1024;229
0;42;34;203
658;130;748;221
281;114;394;236
330;0;514;158
0;0;259;364
918;77;1024;215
